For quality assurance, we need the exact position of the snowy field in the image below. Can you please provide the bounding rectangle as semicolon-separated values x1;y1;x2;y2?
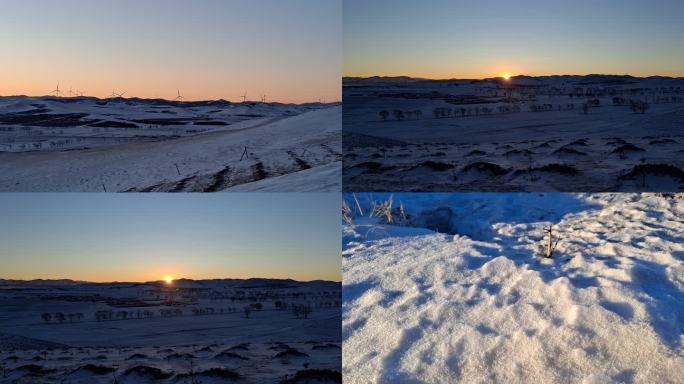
0;278;341;383
0;96;341;192
343;75;684;192
342;193;684;383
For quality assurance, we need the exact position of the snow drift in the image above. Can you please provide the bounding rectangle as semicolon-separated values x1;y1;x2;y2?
342;193;684;383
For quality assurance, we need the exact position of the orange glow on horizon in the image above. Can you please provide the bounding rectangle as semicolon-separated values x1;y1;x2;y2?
0;80;340;104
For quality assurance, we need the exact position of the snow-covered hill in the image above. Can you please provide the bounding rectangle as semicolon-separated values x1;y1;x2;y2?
0;96;341;192
0;277;341;383
343;75;684;192
342;193;684;383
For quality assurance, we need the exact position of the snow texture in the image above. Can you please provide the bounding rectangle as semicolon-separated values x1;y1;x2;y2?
342;193;684;383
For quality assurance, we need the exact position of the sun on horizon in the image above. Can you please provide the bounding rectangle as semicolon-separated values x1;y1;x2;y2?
502;73;512;80
164;276;173;284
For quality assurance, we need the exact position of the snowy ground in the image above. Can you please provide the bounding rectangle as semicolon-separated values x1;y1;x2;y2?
0;278;341;383
342;193;684;383
343;75;684;191
0;96;341;192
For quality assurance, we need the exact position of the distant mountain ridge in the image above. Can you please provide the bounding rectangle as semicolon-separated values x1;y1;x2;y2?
344;74;684;85
0;95;332;108
0;277;341;287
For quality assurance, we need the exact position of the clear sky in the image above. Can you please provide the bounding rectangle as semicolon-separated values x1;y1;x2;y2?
0;0;341;103
0;194;340;283
344;0;684;79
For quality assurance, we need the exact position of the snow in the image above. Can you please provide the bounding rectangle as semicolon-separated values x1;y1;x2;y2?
0;278;341;383
343;75;684;191
0;97;341;192
342;193;684;383
225;161;341;192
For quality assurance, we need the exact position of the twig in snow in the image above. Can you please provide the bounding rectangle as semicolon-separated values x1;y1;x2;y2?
352;193;364;216
543;224;562;258
398;201;408;223
371;194;394;224
342;200;353;224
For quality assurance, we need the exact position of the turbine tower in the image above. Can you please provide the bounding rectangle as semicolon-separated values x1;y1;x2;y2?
175;89;184;102
240;91;248;103
50;82;62;97
111;89;126;98
260;94;267;103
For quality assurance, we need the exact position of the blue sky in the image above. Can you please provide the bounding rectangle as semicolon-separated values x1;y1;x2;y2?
344;0;684;78
0;194;340;282
0;0;341;102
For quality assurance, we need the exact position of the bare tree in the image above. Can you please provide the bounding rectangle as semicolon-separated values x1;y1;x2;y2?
392;110;404;121
54;312;66;323
630;100;649;114
302;306;312;319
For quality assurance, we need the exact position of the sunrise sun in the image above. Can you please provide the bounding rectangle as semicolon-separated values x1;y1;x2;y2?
164;276;173;284
502;73;512;80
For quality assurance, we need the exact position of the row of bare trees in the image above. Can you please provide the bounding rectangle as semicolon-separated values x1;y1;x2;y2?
191;306;238;316
94;309;158;321
274;301;313;319
378;94;658;121
292;305;313;319
379;109;423;121
41;312;84;323
41;298;331;324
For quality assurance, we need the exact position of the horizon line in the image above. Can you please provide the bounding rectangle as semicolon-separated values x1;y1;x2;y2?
0;94;339;105
0;276;342;284
342;73;684;81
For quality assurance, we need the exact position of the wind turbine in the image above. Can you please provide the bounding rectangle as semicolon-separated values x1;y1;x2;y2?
68;86;74;97
50;82;62;97
260;94;267;103
111;89;126;98
240;91;248;103
175;89;184;102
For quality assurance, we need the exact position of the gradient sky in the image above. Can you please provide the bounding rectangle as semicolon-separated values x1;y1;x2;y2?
344;0;684;79
0;0;341;103
0;194;340;282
